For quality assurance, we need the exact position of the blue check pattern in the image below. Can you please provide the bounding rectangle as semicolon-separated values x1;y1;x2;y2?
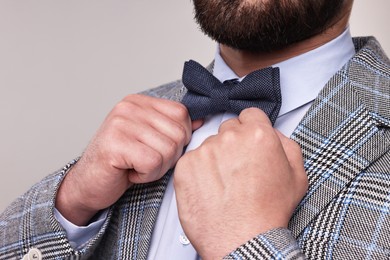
226;37;390;259
0;37;389;259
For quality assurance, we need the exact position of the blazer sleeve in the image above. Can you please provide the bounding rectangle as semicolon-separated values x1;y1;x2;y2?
0;159;111;260
224;228;306;259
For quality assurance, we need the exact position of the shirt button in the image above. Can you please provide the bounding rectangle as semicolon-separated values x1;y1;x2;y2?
179;234;191;245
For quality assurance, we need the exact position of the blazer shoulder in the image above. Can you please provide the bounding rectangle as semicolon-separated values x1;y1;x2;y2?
140;79;186;102
353;36;390;73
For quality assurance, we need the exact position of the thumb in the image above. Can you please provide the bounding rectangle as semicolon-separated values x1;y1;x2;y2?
192;119;204;131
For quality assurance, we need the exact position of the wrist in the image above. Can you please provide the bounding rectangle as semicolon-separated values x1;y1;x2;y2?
55;167;99;226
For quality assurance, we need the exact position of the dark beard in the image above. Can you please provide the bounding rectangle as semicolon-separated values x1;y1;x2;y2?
193;0;345;52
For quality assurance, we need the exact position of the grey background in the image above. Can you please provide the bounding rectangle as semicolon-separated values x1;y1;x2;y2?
0;0;389;211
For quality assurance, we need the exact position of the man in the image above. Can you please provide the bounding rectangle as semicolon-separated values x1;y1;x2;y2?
1;0;389;259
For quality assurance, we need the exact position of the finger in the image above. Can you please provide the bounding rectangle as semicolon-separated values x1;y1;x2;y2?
192;119;204;131
126;95;193;144
149;97;191;125
135;124;185;171
275;130;301;164
274;129;308;198
218;117;240;133
152;103;192;144
275;129;306;176
115;140;165;183
112;120;182;178
238;107;272;126
133;94;188;121
148;110;191;146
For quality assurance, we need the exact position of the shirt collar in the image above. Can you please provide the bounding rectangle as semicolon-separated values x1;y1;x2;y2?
213;27;356;116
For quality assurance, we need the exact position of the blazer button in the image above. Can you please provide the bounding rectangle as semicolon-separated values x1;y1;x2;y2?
22;248;42;260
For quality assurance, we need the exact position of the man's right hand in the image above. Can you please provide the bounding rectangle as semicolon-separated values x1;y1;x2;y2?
55;94;199;226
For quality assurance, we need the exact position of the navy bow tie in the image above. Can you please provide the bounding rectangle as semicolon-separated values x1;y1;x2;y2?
181;60;282;124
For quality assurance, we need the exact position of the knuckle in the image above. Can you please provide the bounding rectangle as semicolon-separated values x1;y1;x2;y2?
117;94;149;113
219;129;238;143
173;103;189;120
145;151;163;173
218;118;237;132
244;107;260;114
112;100;134;116
196;141;214;159
252;126;268;141
166;139;179;158
122;94;142;102
241;107;266;117
174;123;187;143
109;114;127;129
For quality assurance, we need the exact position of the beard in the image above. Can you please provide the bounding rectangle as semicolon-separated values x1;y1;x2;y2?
193;0;346;52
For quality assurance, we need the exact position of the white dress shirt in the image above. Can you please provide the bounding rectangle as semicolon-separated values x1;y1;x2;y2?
55;28;356;258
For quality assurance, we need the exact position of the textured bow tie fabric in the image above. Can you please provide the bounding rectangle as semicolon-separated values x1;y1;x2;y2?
181;60;282;124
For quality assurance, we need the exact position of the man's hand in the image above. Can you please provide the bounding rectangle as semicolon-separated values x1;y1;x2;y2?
174;108;308;259
56;94;201;226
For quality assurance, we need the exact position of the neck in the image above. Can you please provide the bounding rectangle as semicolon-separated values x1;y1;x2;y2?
219;2;353;77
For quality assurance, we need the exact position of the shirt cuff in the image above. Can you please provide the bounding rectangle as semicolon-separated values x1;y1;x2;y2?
54;207;108;250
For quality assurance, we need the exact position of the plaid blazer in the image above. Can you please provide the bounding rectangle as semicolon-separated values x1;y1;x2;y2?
0;37;389;259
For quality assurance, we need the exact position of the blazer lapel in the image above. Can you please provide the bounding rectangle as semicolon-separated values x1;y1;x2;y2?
288;37;390;238
128;38;389;258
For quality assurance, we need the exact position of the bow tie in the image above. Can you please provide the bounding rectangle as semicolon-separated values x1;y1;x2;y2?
181;60;282;124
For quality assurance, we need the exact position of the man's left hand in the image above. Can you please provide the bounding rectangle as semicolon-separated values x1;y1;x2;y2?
174;108;308;259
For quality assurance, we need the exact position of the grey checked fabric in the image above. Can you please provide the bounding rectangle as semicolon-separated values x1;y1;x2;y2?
0;37;389;259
